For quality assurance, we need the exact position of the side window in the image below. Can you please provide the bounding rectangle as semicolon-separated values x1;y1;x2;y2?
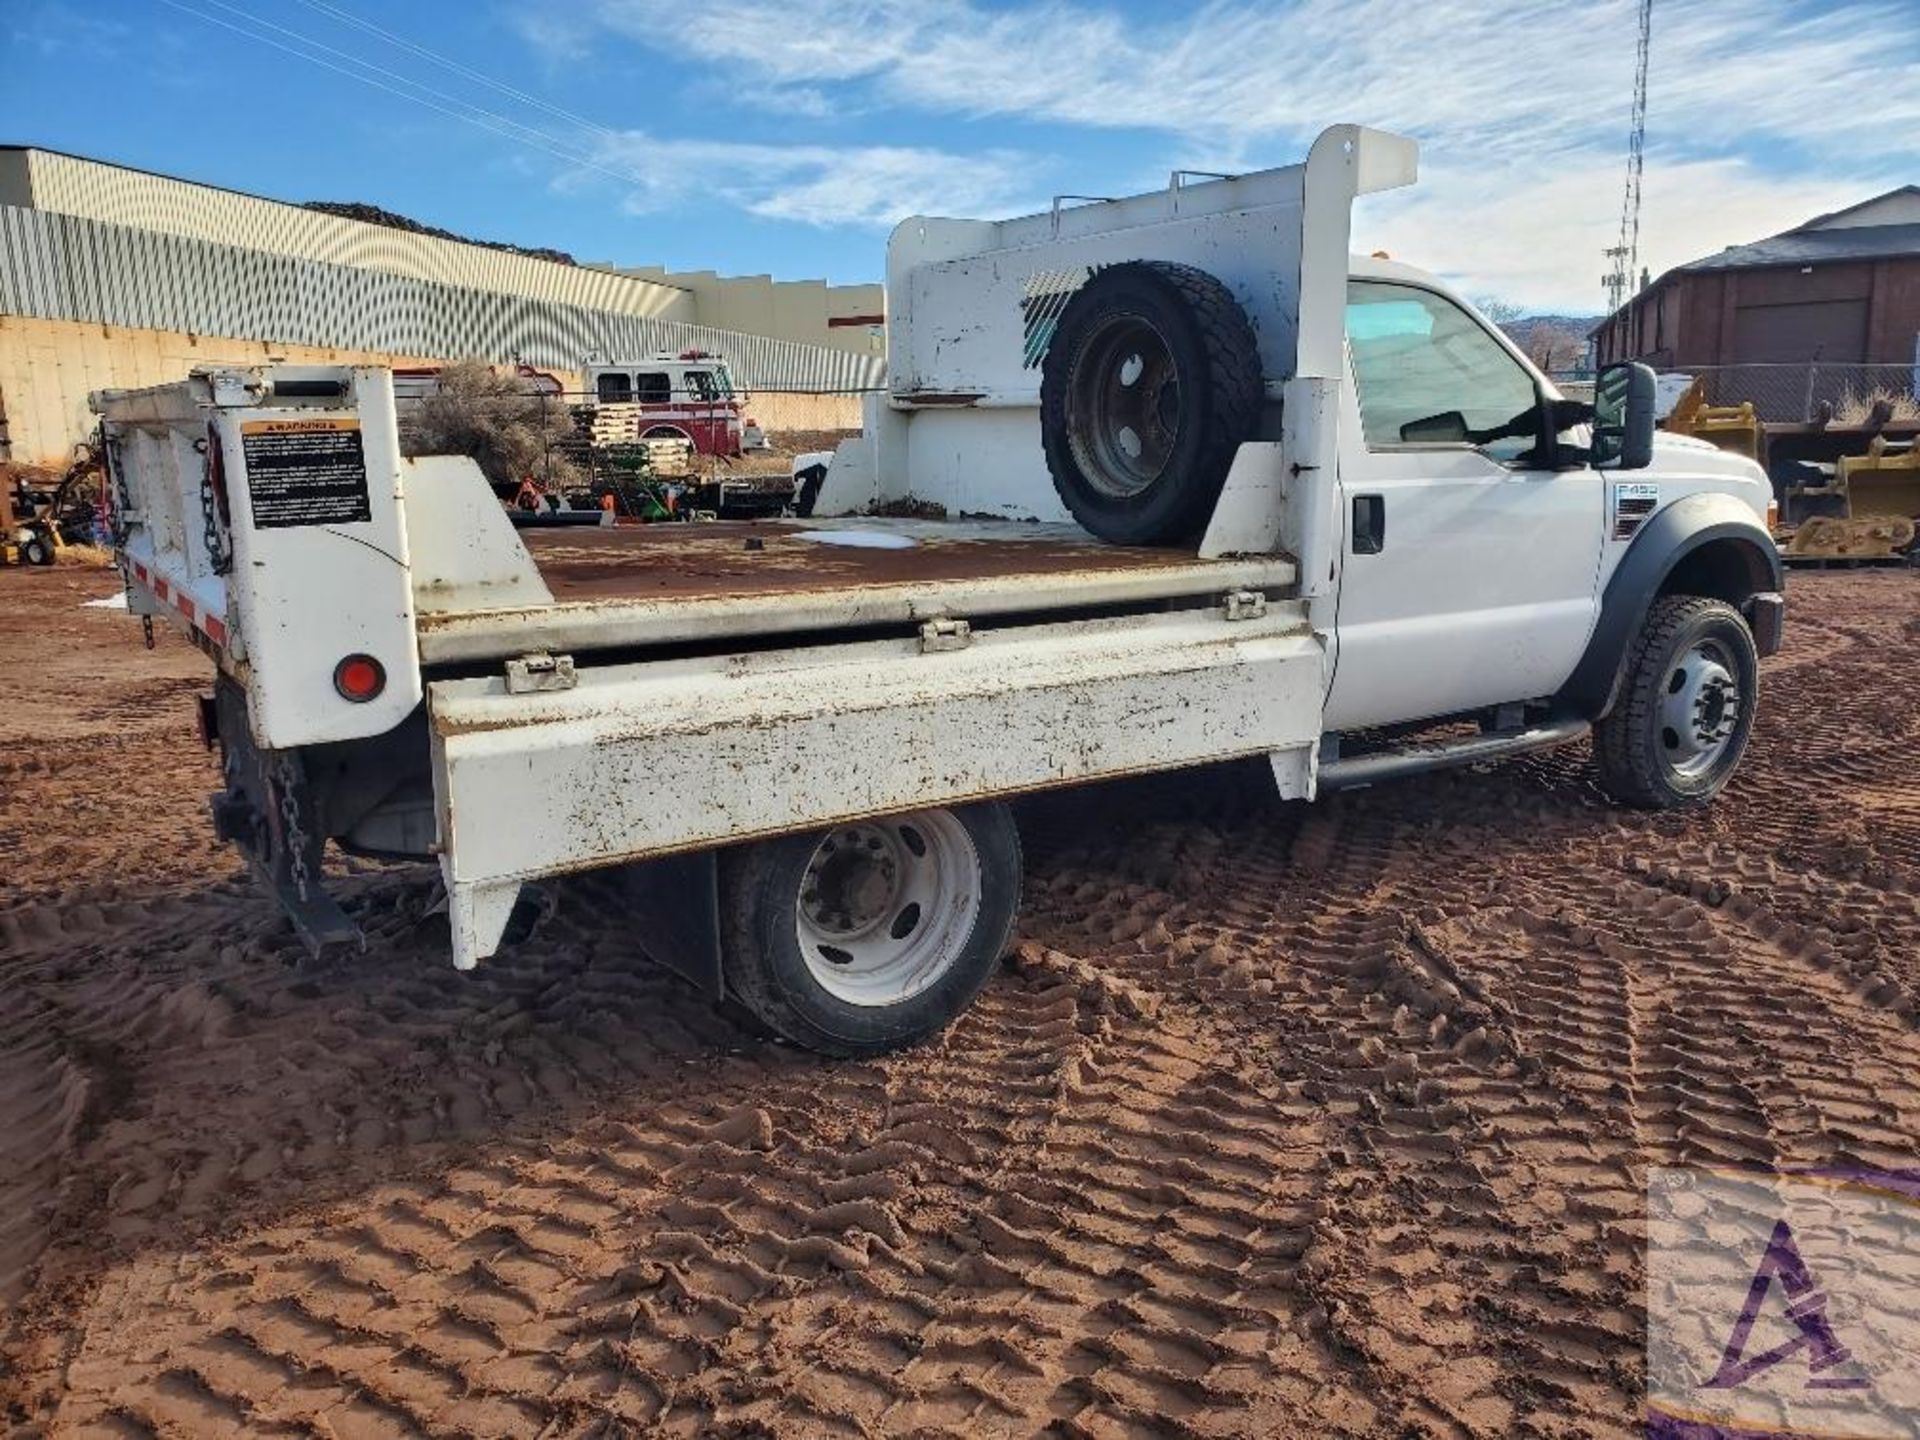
596;371;634;404
1346;281;1540;460
635;372;672;405
685;370;718;402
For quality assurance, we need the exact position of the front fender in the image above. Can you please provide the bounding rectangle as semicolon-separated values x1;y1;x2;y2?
1557;492;1783;720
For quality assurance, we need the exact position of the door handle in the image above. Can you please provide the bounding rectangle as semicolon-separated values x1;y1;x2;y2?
1353;494;1385;554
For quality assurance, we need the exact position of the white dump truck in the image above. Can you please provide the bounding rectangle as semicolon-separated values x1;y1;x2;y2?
96;126;1782;1056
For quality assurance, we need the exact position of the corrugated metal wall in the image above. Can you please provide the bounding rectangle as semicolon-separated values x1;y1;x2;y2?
21;149;697;320
0;204;886;394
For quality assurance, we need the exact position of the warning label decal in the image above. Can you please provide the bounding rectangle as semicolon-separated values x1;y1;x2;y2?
240;418;372;529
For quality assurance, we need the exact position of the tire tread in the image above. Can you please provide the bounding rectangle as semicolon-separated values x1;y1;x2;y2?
1594;594;1755;809
717;805;1021;1058
1040;260;1263;544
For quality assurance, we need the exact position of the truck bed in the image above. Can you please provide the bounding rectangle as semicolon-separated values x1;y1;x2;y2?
414;517;1297;664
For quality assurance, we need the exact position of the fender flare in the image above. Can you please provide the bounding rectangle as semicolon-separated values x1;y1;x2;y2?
1557;491;1783;720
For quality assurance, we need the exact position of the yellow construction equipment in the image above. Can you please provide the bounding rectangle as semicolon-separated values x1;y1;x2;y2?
1664;377;1763;461
1782;437;1920;561
1837;436;1920;521
1784;513;1916;561
2;446;103;566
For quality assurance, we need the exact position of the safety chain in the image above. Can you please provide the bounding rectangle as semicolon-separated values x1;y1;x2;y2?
107;434;132;549
197;433;232;575
275;751;313;902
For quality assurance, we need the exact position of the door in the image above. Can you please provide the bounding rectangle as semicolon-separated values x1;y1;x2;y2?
1324;281;1605;732
1732;299;1868;363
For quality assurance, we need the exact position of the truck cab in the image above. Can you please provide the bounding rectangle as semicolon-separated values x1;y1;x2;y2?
1325;255;1778;735
583;351;747;457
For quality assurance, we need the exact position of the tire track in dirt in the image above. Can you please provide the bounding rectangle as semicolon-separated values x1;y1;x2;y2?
25;963;1355;1437
0;869;752;1321
1009;589;1920;1435
7;563;1920;1437
1019;778;1656;1436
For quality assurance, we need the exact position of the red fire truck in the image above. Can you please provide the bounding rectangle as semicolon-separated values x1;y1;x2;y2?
583;351;751;457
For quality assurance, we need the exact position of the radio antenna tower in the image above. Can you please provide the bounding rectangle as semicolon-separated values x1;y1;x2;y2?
1604;0;1653;317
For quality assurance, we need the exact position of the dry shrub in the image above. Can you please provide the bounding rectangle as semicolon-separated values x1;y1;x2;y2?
398;359;583;490
1834;385;1920;426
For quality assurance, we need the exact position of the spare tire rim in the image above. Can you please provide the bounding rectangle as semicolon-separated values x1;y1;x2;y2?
1068;313;1182;499
1659;637;1742;779
795;811;982;1007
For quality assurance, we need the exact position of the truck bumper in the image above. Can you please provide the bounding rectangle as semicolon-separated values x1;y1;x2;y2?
1745;591;1785;658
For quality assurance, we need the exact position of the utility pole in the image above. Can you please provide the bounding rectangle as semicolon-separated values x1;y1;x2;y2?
1604;0;1653;319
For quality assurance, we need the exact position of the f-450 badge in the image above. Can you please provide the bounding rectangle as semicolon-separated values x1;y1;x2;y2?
1612;482;1659;541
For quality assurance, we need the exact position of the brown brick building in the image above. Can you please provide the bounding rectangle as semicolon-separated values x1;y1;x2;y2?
1593;187;1920;372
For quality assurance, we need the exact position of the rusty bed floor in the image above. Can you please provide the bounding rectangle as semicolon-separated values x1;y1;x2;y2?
518;518;1238;604
411;517;1298;663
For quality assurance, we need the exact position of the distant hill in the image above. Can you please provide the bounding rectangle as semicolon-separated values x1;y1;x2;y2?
303;201;577;267
1499;314;1600;372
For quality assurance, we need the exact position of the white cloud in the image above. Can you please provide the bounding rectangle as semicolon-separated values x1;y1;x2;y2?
561;0;1920;309
9;0;131;54
586;132;1038;228
506;12;595;63
1361;156;1887;314
581;0;1920;156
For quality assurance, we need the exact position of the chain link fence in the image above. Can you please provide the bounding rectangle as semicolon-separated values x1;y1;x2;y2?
1678;363;1920;425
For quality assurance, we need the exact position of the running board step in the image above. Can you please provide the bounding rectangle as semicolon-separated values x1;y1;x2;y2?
1319;718;1590;792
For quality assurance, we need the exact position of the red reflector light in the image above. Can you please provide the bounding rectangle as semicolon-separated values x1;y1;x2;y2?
333;654;386;702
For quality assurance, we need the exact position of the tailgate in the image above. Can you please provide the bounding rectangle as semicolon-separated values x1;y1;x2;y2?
97;366;421;749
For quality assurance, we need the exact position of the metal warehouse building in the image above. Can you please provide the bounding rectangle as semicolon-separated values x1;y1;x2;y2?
0;146;887;464
1592;186;1920;420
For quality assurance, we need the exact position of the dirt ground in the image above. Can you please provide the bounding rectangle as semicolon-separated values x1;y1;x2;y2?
3;561;1918;1438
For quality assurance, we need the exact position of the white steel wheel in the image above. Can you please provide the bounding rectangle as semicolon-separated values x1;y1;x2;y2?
1658;637;1742;780
1594;594;1759;810
718;801;1022;1057
795;812;982;1007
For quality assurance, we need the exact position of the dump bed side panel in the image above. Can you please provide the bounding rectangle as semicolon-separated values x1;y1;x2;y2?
429;604;1328;968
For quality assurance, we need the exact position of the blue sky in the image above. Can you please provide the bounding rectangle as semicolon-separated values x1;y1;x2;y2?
5;0;1917;313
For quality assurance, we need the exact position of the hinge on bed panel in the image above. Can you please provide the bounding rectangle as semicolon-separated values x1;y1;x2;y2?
504;652;577;693
919;618;973;653
1222;590;1268;621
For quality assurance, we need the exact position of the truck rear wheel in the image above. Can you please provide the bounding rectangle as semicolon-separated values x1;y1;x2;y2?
718;803;1022;1057
1594;594;1759;809
1040;261;1262;546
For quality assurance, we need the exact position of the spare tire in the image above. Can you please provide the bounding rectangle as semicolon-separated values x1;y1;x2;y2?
1040;260;1262;545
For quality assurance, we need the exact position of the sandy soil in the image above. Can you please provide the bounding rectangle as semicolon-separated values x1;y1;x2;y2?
3;562;1918;1437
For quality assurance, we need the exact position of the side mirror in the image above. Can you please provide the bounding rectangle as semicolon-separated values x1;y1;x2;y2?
1592;362;1656;469
1400;410;1470;444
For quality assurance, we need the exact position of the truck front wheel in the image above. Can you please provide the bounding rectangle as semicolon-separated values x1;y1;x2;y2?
718;803;1022;1057
1594;594;1759;809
